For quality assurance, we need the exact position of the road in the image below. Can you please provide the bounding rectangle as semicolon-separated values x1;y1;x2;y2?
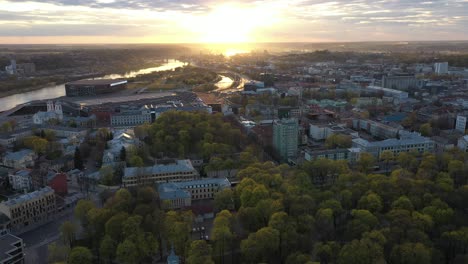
21;210;75;264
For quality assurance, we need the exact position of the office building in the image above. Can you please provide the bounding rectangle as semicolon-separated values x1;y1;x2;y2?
455;115;467;133
273;118;299;161
158;178;230;209
123;159;198;187
382;75;419;90
0;230;24;264
304;148;361;163
0;187;56;231
352;119;402;139
352;133;434;158
65;79;127;97
434;62;449;75
365;86;409;101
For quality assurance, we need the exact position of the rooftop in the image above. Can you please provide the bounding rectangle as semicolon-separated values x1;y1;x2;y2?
4;149;34;160
66;79;127;86
2;187;54;207
124;159;197;178
0;233;23;261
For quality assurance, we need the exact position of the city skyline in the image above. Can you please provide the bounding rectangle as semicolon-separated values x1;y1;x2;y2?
0;0;467;44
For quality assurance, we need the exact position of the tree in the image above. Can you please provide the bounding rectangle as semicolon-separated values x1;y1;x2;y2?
129;155;144;167
116;239;139;264
212;210;233;263
60;221;77;247
419;123;432;137
241;227;280;263
325;134;352;149
48;242;70;263
74;199;95;226
214;189;235;211
187;240;215;264
100;165;114;186
380;150;394;174
68;246;93;264
99;235;116;263
120;146;127;162
74;147;84;170
337;239;385;264
358;192;383;213
390;243;431;264
357;153;376;174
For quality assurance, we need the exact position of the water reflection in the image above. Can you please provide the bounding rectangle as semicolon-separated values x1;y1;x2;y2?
0;59;186;112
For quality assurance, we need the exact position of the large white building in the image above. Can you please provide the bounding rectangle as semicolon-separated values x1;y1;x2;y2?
33;101;63;125
123;159;199;187
0;187;56;232
158;178;231;209
434;62;449;75
110;106;152;127
352;133;435;158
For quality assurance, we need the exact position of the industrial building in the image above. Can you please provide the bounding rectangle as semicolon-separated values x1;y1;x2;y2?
65;79;127;97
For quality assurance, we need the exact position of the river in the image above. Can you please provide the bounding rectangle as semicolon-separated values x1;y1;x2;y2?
0;59;188;112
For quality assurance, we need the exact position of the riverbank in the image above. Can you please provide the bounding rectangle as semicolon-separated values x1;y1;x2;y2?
0;61;165;99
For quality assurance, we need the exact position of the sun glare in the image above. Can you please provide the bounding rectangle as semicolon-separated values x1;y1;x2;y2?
183;4;278;43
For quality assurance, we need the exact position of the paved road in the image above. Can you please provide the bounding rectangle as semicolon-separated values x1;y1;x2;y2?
21;211;75;264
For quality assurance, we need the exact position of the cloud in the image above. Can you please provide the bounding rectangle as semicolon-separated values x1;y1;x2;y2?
0;0;467;42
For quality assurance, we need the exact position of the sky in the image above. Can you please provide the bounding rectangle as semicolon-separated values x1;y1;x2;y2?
0;0;467;44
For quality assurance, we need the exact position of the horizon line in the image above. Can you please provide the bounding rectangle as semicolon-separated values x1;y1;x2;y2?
1;40;468;46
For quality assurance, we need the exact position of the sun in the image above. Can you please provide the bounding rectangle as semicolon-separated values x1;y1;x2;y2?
183;4;277;43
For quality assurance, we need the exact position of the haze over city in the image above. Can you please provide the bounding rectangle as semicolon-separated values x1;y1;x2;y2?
0;0;467;44
2;1;468;264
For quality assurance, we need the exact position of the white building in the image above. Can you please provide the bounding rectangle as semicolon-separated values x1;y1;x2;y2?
352;133;435;158
111;106;152;128
457;135;468;152
102;129;140;165
33;101;63;125
434;62;449;75
8;170;32;192
123;159;199;187
455;115;467;133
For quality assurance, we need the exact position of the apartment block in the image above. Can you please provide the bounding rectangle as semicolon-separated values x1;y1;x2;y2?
0;187;56;231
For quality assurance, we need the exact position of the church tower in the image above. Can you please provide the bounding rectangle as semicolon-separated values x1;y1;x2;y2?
47;101;54;112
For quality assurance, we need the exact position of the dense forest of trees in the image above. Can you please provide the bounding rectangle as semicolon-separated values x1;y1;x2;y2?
134;111;242;159
56;145;468;264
